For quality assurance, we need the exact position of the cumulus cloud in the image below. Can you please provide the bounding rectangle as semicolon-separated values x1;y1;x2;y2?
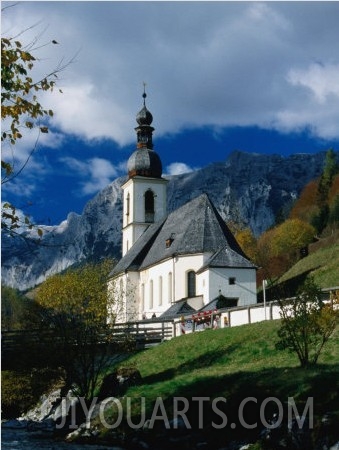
60;156;121;195
47;83;132;144
165;162;198;176
2;1;339;144
287;63;339;104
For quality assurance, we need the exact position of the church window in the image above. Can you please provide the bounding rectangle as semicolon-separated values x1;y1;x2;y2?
145;189;155;223
149;280;154;309
159;276;163;306
168;272;173;303
141;283;145;313
187;271;196;297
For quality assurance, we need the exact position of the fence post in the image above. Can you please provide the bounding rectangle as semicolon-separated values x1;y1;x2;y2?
247;307;251;324
162;321;165;340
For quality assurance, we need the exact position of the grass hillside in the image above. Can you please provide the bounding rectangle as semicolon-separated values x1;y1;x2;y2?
98;320;339;445
118;321;339;402
278;233;339;289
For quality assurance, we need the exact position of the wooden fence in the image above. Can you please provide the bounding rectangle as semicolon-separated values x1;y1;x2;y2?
2;287;337;362
1;320;175;359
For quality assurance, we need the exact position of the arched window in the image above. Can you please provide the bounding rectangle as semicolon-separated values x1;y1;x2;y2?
126;193;130;218
158;276;163;306
187;271;196;297
145;189;155;223
141;283;145;313
149;280;154;309
168;272;173;303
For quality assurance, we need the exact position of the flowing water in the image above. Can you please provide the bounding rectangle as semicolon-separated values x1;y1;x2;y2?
1;429;117;450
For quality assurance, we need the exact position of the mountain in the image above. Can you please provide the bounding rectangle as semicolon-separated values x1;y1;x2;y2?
1;150;330;291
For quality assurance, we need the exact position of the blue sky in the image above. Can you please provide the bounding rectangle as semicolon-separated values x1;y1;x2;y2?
2;1;339;225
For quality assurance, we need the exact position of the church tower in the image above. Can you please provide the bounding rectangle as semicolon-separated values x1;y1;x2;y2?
121;89;168;256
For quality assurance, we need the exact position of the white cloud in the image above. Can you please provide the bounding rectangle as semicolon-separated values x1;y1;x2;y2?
47;83;132;144
60;156;121;195
2;1;339;144
165;162;198;176
287;63;339;104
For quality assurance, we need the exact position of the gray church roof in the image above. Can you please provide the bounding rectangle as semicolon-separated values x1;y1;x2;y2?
159;299;196;319
199;294;238;312
109;193;256;278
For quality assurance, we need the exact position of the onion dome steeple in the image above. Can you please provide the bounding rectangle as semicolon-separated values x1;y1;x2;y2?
136;89;153;128
135;85;154;149
127;86;162;179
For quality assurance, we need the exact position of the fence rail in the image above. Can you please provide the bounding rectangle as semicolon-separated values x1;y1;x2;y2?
2;287;337;358
1;320;175;355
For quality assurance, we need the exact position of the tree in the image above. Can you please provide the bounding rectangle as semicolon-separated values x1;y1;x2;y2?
235;228;257;262
276;278;339;368
289;179;319;223
321;148;339;193
329;194;339;225
35;259;117;401
1;22;67;237
1;285;41;330
256;219;315;281
328;175;339;226
270;219;315;260
312;149;339;233
311;204;330;235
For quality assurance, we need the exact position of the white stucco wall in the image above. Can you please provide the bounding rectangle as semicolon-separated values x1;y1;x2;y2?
206;267;257;306
107;272;139;323
110;253;257;322
137;254;206;318
121;177;168;255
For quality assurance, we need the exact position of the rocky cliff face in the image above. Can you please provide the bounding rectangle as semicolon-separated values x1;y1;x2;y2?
1;151;328;290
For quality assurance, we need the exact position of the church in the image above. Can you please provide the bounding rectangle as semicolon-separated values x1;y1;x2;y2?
107;92;257;323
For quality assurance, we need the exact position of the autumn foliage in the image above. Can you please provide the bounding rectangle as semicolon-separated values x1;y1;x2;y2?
289;179;319;223
35;259;117;400
236;149;339;283
1;28;65;237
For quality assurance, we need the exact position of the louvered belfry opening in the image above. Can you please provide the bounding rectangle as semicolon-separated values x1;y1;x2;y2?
145;189;155;223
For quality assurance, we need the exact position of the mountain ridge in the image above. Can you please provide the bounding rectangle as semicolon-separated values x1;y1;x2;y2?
1;150;331;290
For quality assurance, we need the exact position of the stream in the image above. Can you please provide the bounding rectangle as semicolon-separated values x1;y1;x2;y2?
1;428;118;450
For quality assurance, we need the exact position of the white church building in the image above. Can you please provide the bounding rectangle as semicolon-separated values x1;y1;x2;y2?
108;92;257;323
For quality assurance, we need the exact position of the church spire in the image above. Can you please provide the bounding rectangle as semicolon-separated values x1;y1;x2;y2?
121;88;168;256
135;84;154;149
127;86;162;179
